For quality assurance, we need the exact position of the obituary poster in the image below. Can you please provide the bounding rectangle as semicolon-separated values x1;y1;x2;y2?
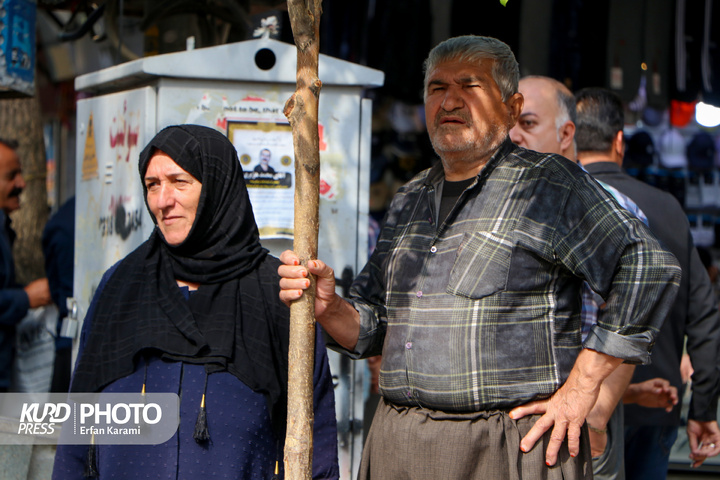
229;120;295;238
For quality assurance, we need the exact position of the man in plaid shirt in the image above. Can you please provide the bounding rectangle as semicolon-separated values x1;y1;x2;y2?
280;36;681;479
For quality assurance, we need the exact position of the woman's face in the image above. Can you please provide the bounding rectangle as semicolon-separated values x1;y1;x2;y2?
144;150;202;246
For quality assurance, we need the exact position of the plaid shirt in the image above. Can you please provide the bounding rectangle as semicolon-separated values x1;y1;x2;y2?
333;139;680;412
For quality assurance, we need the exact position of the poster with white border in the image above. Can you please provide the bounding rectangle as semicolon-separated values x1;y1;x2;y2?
229;117;295;238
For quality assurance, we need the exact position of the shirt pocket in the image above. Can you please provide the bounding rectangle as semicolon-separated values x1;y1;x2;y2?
447;231;513;299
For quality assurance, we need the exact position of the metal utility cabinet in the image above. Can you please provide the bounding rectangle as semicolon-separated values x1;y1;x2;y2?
73;37;384;479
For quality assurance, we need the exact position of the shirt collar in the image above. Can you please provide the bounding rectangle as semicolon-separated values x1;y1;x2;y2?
425;136;514;187
583;161;623;174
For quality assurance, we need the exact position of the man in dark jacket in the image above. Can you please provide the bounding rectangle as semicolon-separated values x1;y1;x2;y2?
575;87;720;478
0;138;52;391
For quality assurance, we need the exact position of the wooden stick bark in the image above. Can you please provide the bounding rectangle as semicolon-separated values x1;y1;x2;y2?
283;1;323;478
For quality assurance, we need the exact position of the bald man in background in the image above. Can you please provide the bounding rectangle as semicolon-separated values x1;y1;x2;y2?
510;76;678;480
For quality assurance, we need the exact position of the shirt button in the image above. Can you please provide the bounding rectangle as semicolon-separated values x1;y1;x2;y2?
405;342;413;349
416;291;422;298
430;246;437;253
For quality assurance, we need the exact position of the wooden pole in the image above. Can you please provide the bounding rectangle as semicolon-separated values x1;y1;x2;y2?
283;1;322;478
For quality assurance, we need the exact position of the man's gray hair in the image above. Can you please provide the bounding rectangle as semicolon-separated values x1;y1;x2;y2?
423;35;519;101
552;82;576;134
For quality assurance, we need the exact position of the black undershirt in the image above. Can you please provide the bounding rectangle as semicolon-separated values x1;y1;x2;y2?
438;177;475;225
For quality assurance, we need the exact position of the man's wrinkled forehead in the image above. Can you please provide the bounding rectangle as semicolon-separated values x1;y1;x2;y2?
425;58;497;92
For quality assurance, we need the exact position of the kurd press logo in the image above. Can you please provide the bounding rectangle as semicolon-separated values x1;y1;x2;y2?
0;393;179;445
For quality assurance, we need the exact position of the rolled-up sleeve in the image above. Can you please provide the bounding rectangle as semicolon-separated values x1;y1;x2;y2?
324;196;400;359
558;175;682;363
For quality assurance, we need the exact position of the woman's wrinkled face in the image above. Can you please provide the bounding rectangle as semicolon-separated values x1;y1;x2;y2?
144;150;202;246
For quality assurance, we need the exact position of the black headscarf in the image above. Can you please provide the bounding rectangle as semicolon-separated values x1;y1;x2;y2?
71;125;290;434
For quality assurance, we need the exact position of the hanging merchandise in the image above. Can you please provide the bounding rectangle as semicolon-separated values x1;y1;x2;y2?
670;99;697;128
642;106;666;127
658;128;687;169
673;0;703;103
625;130;657;168
644;0;673;109
701;0;720;107
606;0;644;103
687;131;718;171
689;214;716;248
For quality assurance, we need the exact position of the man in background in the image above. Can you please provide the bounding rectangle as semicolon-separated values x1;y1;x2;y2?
510;75;679;480
574;87;720;478
0;139;52;391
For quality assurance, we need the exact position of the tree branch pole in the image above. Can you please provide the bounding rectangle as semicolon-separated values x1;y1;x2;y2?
283;1;323;478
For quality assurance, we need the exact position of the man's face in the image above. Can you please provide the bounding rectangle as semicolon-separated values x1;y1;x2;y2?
0;143;25;215
260;149;271;166
510;78;565;155
424;59;522;168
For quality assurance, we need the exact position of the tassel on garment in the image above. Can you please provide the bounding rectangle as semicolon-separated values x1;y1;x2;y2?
271;438;281;479
84;433;98;478
141;360;147;403
193;374;210;443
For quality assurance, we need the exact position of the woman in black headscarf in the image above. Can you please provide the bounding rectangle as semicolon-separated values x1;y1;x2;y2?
52;125;339;480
